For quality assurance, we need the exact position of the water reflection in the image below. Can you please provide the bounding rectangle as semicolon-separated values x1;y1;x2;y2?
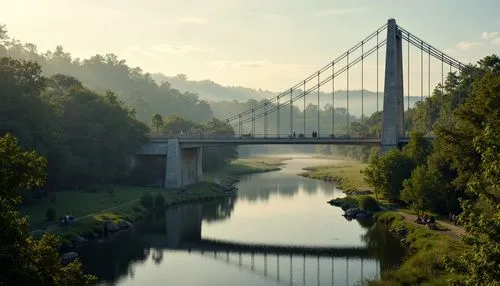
77;158;405;285
79;200;404;285
202;196;237;223
236;171;336;202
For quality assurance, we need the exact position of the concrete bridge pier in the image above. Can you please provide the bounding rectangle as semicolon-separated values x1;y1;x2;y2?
165;139;203;188
135;139;203;189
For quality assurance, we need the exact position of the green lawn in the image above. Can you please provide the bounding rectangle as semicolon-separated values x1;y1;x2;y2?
22;158;285;231
298;159;369;193
20;186;171;230
368;212;468;285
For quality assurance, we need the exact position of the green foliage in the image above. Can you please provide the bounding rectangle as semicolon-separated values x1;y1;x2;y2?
0;133;96;285
359;196;379;212
403;131;433;165
449;66;500;286
0;58;149;189
151;113;163;135
140;192;154;209
0;133;47;205
401;165;444;213
45;207;56;222
154;194;166;210
328;197;359;210
0;31;215;124
368;212;468;286
370;55;500;285
363;149;415;201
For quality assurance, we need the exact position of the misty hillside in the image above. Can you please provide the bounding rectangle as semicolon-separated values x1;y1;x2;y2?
153;72;424;117
152;73;274;101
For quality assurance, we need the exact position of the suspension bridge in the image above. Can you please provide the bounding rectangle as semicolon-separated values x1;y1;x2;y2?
135;18;476;188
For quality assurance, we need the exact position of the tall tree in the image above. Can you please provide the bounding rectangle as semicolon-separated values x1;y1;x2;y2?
151;113;163;135
0;133;96;285
363;149;415;201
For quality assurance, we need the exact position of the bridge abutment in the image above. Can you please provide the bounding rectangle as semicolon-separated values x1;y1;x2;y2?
165;139;203;188
381;18;404;153
135;139;203;189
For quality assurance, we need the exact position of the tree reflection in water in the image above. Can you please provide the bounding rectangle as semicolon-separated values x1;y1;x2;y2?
236;172;337;202
359;219;407;272
78;198;236;283
202;196;237;223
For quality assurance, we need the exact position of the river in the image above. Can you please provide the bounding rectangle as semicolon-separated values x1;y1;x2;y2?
79;157;405;286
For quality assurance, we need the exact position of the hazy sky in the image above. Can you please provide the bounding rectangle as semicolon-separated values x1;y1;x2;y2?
1;0;499;92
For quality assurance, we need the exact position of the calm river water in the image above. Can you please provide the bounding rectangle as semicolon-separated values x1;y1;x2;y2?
79;157;405;286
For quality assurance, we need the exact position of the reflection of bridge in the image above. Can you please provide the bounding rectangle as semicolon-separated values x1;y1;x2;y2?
149;204;380;285
193;249;379;286
134;18;475;188
180;238;370;258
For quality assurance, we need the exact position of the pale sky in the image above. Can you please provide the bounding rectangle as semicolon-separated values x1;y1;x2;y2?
1;0;499;93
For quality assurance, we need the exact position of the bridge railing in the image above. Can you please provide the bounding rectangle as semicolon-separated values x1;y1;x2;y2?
148;133;385;140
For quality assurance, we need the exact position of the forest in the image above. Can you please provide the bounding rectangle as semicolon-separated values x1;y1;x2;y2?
363;55;500;285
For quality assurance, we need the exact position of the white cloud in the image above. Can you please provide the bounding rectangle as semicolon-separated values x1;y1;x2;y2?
179;17;207;25
481;31;499;40
317;7;366;17
455;41;483;50
481;31;500;45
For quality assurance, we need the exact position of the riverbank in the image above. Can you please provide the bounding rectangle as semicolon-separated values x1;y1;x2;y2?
204;157;286;186
301;157;469;284
367;212;468;285
298;158;370;194
23;157;285;249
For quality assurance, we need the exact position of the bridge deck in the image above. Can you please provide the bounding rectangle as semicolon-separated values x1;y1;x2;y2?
148;136;391;146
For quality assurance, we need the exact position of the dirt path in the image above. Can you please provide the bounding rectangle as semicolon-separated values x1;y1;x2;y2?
73;199;139;222
396;211;465;240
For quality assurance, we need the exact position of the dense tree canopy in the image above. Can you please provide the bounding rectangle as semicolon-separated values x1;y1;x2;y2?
363;54;500;285
0;27;214;125
0;133;96;285
0;58;149;189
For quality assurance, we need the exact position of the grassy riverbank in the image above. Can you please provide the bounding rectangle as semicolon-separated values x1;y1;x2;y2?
368;212;468;285
50;182;229;248
204;157;286;186
22;157;285;247
300;157;469;285
298;158;369;193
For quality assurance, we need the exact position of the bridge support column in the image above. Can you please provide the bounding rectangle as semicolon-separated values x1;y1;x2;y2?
165;139;181;188
381;18;404;153
165;139;203;188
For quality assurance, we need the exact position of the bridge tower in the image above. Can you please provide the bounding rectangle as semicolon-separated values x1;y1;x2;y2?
381;18;404;153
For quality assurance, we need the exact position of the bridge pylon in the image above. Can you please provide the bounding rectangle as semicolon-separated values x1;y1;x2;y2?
381;18;404;153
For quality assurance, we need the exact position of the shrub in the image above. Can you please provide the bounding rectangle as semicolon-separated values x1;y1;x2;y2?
359;196;380;212
141;192;154;209
46;208;56;222
154;194;166;210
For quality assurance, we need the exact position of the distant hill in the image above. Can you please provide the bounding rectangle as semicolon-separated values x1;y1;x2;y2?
152;72;424;117
151;73;274;102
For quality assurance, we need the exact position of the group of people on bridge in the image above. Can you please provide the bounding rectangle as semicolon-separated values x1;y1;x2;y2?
288;130;319;139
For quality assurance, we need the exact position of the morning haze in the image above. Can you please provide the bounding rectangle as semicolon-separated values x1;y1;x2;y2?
0;1;499;285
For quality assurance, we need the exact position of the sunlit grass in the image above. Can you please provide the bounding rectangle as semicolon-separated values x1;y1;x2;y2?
366;212;468;285
204;157;286;185
298;158;369;192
